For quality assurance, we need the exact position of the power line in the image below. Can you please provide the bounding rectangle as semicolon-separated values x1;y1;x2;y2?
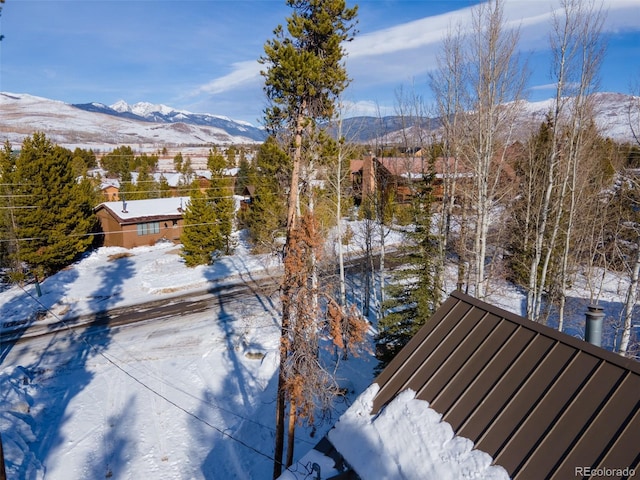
0;175;279;200
9;283;283;464
0;219;236;243
0;191;244;211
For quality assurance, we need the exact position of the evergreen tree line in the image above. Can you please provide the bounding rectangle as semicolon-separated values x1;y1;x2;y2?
0;134;100;280
0;133;242;278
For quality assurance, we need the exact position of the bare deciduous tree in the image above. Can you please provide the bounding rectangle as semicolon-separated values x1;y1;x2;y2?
461;0;527;298
617;80;640;357
524;0;606;326
429;24;467;292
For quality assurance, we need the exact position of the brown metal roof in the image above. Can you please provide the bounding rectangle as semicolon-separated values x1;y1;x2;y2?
372;291;640;479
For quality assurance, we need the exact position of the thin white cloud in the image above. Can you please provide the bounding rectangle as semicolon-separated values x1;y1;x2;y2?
530;83;558;91
339;99;395;118
346;8;473;59
191;60;262;96
346;0;639;61
190;0;639;116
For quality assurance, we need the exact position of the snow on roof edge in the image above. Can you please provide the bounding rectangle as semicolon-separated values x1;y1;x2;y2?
279;384;511;480
96;196;191;222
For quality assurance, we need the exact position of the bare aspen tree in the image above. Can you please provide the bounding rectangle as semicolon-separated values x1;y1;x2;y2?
359;194;376;317
620;245;640;357
333;116;349;308
555;2;606;330
359;104;394;320
617;85;640;357
525;0;606;325
324;103;362;309
461;0;526;298
569;136;617;308
619;222;640;357
429;25;467;292
604;172;640;357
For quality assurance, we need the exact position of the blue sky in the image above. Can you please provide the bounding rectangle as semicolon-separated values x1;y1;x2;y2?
1;0;639;125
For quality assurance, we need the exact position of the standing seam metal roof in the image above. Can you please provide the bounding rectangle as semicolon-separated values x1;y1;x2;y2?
372;291;640;480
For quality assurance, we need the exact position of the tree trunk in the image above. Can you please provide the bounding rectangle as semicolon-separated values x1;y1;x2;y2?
619;240;640;356
362;214;373;316
286;399;297;468
272;319;287;479
273;110;305;479
378;224;386;315
336;164;347;307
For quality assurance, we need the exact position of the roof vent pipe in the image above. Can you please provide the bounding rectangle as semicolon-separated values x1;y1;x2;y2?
585;304;604;347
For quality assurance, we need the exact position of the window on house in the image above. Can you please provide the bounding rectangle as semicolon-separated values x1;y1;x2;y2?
136;222;160;236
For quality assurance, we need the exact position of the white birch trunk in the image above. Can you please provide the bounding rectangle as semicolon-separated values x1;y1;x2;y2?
619;241;640;356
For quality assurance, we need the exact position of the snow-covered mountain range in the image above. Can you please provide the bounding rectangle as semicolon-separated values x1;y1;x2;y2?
516;92;638;144
74;99;267;142
0;92;267;149
0;91;637;151
341;92;639;145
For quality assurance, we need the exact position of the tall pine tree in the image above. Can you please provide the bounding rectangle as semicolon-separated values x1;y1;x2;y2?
9;133;97;277
243;136;289;252
207;147;235;254
0;141;18;273
260;1;360;475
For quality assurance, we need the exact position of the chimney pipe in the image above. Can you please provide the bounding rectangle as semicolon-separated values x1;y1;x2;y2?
585;304;604;347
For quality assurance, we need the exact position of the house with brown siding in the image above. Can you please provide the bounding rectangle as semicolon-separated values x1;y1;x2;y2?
94;197;189;249
352;154;474;204
283;291;640;479
100;180;120;201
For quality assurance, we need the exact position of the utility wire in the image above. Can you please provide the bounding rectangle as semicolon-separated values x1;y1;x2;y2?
10;283;284;464
0;219;240;243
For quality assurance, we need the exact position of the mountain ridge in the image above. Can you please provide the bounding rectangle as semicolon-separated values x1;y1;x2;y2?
0;92;267;149
72;99;266;141
0;91;637;150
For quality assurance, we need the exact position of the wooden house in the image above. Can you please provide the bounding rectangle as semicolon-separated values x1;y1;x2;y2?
351;155;473;204
100;180;120;202
94;197;189;249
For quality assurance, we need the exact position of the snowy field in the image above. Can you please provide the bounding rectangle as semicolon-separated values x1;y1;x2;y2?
0;225;637;479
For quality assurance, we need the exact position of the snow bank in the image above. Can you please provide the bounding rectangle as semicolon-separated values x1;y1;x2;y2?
326;385;510;480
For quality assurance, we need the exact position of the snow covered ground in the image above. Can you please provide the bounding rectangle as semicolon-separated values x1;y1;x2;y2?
0;225;636;479
0;227;383;479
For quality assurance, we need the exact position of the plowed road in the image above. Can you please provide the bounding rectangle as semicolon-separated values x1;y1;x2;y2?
4;274;282;343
